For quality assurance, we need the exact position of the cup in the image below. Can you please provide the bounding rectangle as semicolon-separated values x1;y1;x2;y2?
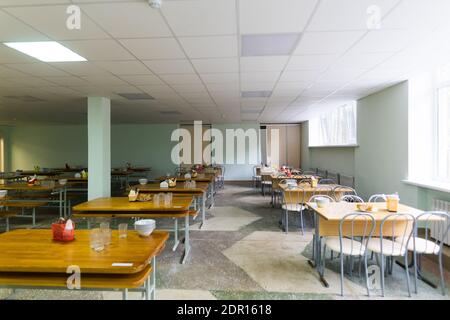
164;193;173;207
90;229;105;252
100;222;111;246
387;194;399;212
118;223;128;239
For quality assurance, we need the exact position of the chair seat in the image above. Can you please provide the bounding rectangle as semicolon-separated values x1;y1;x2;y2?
367;238;406;256
282;203;305;212
395;236;440;255
325;237;366;256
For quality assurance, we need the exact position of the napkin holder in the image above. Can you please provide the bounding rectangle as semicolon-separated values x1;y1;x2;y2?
128;189;139;202
160;181;169;188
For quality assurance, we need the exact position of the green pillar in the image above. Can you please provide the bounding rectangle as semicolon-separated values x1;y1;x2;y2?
88;97;111;200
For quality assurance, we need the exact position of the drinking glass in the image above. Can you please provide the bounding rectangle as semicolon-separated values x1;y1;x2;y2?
118;223;128;239
153;193;160;207
100;222;111;246
164;192;172;207
90;229;105;252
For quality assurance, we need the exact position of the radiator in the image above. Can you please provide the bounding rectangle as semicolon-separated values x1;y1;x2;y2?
431;199;450;245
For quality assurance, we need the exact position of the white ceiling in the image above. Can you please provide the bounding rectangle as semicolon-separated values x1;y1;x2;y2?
0;0;450;125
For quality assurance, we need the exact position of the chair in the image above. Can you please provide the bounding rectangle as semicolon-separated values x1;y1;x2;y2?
340;195;365;203
261;174;272;196
308;195;336;263
366;213;415;297
281;186;306;234
322;213;376;296
338;174;356;188
368;194;387;202
396;211;450;295
318;178;337;185
216;165;225;189
252;166;261;188
333;185;357;201
313;185;334;197
302;170;317;176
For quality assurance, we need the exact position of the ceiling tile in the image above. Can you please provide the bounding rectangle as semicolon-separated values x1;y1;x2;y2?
241;72;280;83
279;70;320;82
308;0;399;31
200;73;239;84
48;61;110;76
161;0;236;36
0;10;48;42
239;0;318;34
191;58;239;73
240;56;289;72
81;2;171;38
80;75;128;86
94;61;152;75
62;40;135;61
5;5;109;40
287;54;337;71
119;75;163;86
241;82;275;91
6;63;70;77
119;38;185;60
171;84;207;94
179;36;237;59
351;29;413;53
336;51;394;69
160;74;202;85
143;60;194;75
294;31;364;55
42;76;89;86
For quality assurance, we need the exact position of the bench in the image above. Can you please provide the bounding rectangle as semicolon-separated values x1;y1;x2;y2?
0;211;18;232
0;265;154;300
3;201;48;226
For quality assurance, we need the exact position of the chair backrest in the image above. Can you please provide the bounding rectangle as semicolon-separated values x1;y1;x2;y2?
415;211;450;255
308;194;335;203
313;185;334;197
302;170;317;176
298;178;312;185
380;213;416;256
333;185;357;200
338;174;356;188
368;194;387;202
339;213;376;256
327;172;339;183
318;178;337;185
317;168;327;178
340;195;365;203
282;186;306;205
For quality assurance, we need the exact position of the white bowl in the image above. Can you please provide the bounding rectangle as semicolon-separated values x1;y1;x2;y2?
139;178;148;185
58;179;68;186
134;219;155;237
0;190;7;199
316;197;330;208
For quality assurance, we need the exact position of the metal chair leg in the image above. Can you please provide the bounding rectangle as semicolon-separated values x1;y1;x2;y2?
299;211;304;235
364;252;370;297
438;253;446;296
380;255;385;297
285;210;289;234
340;250;345;296
413;251;418;294
404;254;412;297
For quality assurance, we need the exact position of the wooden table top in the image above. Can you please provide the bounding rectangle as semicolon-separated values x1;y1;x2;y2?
279;183;350;193
0;183;65;191
73;196;193;212
305;202;427;221
133;182;209;194
0;229;169;274
157;174;215;182
271;174;317;180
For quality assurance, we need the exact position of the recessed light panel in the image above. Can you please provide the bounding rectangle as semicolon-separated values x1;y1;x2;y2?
3;42;87;62
241;90;272;98
241;34;300;57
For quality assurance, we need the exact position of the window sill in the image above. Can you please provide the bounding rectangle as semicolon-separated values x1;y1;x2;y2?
309;144;359;149
403;179;450;194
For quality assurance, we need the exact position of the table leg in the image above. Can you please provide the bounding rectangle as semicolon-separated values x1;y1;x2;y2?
172;218;180;251
59;189;63;218
151;256;156;300
122;288;128;300
199;194;205;229
307;212;329;288
209;184;215;208
181;214;191;264
64;187;67;218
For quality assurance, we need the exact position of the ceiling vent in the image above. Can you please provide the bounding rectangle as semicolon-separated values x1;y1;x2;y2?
118;93;155;100
241;33;300;57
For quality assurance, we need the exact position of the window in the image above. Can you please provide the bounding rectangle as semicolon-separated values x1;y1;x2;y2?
409;63;450;186
309;101;357;147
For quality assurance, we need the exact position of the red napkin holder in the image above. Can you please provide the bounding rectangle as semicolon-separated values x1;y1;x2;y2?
52;222;75;242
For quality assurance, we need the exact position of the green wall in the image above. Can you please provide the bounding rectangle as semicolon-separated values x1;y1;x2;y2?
302;81;450;210
5;123;260;180
300;121;355;176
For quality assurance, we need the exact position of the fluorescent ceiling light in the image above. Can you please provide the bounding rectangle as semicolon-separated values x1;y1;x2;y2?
241;34;300;57
3;41;86;62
